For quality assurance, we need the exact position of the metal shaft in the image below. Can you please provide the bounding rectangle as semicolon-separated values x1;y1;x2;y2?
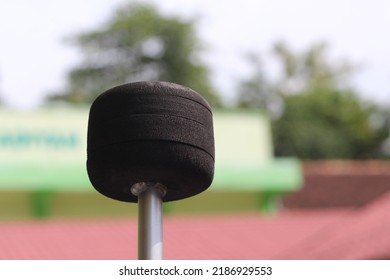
131;183;166;260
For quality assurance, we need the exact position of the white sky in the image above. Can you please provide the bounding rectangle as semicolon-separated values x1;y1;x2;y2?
0;0;389;109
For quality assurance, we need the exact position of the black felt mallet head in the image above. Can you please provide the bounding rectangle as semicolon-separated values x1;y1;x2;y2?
86;81;215;202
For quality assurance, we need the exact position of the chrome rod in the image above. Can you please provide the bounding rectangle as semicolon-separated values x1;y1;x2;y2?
131;182;166;260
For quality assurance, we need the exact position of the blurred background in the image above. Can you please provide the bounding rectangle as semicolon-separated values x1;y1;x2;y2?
0;0;390;259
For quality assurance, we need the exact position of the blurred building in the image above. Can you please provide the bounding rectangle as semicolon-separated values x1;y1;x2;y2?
0;107;302;218
1;108;390;259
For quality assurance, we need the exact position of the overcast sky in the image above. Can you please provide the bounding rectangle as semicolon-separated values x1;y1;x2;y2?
1;0;389;109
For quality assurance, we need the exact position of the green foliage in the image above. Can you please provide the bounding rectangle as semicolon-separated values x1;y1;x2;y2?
273;89;389;159
236;41;390;159
272;41;354;94
236;54;279;112
49;2;221;106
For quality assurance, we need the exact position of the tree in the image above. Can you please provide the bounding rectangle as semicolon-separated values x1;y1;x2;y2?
236;41;390;159
48;2;221;106
236;53;282;116
273;89;389;159
271;41;354;95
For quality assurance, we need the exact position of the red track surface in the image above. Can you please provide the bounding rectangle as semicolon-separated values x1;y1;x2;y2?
1;193;390;260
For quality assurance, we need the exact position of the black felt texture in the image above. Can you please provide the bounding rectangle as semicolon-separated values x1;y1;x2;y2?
87;81;215;202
